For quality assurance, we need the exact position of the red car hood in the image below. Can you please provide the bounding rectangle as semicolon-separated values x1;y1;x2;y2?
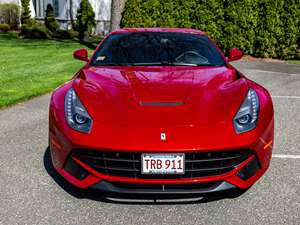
73;66;248;128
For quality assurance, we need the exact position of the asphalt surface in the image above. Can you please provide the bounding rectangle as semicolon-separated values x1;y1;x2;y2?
0;60;299;225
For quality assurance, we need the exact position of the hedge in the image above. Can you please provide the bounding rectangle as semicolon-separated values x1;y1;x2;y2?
20;23;52;39
121;0;299;59
0;23;10;32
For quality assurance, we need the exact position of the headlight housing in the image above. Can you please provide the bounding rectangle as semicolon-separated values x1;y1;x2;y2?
65;88;92;133
233;88;259;134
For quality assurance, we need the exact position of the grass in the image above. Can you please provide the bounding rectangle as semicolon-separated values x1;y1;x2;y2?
287;60;300;65
0;32;97;108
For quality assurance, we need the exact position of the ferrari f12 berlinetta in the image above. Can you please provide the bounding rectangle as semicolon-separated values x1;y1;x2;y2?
49;28;274;195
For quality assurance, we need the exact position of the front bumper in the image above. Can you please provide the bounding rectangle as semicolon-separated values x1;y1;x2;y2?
49;92;274;193
49;122;273;193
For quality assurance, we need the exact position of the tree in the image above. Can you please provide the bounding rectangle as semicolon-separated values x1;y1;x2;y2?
20;0;31;25
69;0;74;25
74;0;96;40
45;4;59;32
110;0;127;31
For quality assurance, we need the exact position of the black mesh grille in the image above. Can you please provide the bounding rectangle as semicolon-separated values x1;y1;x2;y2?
70;149;253;179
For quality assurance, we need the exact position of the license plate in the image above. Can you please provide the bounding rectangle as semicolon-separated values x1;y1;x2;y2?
141;153;185;174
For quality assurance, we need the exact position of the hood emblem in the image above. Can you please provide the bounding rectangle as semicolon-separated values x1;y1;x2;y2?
160;132;166;141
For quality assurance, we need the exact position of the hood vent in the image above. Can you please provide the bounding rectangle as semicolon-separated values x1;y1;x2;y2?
139;101;184;106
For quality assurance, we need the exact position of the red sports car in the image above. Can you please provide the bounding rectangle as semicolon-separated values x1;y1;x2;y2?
49;28;274;195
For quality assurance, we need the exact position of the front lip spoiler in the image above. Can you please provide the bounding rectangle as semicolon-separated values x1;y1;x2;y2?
91;180;236;195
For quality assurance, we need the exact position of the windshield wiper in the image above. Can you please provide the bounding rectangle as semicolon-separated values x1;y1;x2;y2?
97;62;132;66
97;62;217;66
124;62;197;66
131;61;218;66
166;62;202;66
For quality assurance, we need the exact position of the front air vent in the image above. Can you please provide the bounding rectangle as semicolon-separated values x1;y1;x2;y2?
139;101;184;106
68;149;253;179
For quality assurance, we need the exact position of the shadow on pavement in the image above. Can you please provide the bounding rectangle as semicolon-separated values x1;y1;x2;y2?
43;147;248;205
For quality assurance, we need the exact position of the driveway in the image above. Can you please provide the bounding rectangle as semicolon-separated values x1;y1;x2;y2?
0;61;299;225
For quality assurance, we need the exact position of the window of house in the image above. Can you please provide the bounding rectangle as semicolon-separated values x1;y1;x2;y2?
32;0;36;15
53;0;59;17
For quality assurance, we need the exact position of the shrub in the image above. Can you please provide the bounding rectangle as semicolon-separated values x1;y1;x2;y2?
254;0;299;59
121;0;300;59
74;0;96;40
192;0;224;42
0;23;10;32
52;29;79;39
0;3;20;30
20;23;51;39
20;0;32;25
45;4;59;32
221;0;259;55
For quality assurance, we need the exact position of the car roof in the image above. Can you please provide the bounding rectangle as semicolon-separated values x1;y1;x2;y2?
110;28;206;35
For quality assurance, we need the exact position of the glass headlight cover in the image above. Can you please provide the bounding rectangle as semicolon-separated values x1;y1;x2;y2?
65;88;92;133
233;88;259;134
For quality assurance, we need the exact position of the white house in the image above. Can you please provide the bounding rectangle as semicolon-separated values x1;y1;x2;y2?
33;0;112;34
0;0;113;34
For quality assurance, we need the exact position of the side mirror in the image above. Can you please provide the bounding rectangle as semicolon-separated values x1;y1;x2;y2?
73;48;89;62
228;48;244;62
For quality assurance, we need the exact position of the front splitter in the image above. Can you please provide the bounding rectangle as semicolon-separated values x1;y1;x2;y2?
91;180;236;195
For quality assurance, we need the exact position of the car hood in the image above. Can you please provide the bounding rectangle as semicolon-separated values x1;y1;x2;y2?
73;66;249;127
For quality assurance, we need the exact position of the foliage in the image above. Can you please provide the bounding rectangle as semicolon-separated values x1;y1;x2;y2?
20;0;33;25
121;0;300;59
45;4;59;32
52;29;79;39
221;0;259;55
74;0;96;40
0;23;10;32
20;23;52;39
254;0;299;59
0;3;20;30
21;4;78;40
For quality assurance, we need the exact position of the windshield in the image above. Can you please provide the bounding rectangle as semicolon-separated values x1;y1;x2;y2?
91;32;225;66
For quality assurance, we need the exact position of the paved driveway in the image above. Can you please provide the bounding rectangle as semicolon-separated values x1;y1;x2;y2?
0;61;299;225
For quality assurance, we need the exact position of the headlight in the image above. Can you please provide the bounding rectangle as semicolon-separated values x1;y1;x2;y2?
65;88;92;133
233;88;259;133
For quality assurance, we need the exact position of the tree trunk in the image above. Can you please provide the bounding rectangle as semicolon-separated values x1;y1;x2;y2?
69;0;74;26
110;0;126;31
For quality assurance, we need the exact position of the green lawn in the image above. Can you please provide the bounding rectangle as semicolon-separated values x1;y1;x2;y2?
287;60;300;65
0;32;96;108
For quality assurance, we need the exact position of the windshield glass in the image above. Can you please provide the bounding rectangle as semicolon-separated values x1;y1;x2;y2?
91;32;225;66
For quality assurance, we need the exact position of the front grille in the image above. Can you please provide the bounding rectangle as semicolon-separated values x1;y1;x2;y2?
70;149;253;179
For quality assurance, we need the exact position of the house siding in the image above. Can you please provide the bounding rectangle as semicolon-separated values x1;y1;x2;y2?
34;0;112;35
